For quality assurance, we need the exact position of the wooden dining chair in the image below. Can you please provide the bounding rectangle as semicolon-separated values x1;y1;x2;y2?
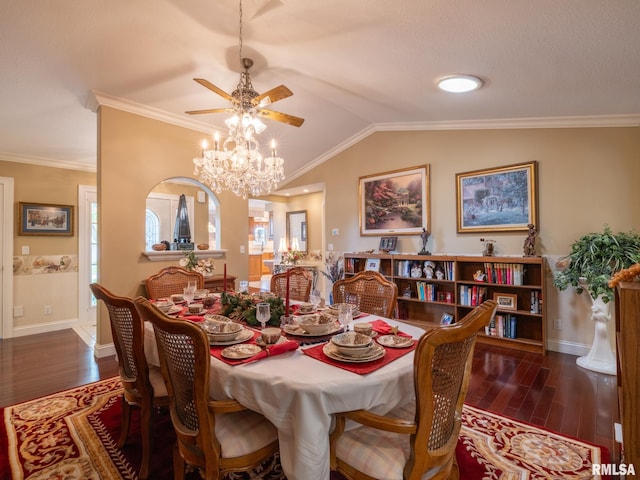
144;266;204;300
270;266;313;302
329;300;498;480
134;297;279;480
90;283;169;480
332;270;398;318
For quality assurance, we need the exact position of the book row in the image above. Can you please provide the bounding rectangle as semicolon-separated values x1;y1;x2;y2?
486;314;517;339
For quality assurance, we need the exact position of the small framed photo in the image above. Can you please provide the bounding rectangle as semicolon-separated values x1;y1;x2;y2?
440;313;454;325
18;202;74;236
365;258;381;272
493;292;518;311
379;236;398;252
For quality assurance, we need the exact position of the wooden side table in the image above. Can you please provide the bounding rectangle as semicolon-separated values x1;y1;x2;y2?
203;274;237;293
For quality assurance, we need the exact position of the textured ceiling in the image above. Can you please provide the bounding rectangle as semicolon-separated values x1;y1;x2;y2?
1;0;639;185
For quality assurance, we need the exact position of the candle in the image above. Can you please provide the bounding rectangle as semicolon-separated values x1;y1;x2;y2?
223;263;227;292
285;268;290;316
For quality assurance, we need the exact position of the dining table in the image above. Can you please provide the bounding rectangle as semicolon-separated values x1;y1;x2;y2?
143;301;425;480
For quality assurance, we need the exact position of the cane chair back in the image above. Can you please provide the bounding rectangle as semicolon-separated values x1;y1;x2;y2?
330;300;498;480
332;270;398;318
90;283;168;479
134;297;279;480
270;267;313;302
144;266;204;300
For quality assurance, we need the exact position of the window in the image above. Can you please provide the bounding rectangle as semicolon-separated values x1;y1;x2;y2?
145;209;160;251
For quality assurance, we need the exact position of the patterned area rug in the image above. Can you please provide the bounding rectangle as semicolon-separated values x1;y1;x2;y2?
0;378;610;479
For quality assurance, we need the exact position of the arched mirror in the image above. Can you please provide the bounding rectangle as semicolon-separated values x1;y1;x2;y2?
145;178;220;251
286;210;307;253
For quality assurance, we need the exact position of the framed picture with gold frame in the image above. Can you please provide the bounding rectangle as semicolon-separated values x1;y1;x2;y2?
456;161;538;233
493;292;518;311
359;165;430;236
18;202;74;236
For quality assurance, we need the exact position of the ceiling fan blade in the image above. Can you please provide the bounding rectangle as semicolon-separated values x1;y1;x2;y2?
257;109;305;127
185;108;233;115
253;85;293;107
193;78;234;102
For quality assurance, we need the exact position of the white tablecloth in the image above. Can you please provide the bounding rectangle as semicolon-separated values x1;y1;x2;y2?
144;317;424;480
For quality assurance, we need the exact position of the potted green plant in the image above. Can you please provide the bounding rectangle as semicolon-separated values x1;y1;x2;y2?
553;226;640;375
553;226;640;303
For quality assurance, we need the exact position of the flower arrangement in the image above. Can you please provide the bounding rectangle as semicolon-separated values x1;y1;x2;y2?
281;249;305;265
179;251;216;276
219;292;284;327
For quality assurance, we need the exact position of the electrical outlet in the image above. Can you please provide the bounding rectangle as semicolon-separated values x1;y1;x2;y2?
21;245;30;255
240;245;246;254
44;305;53;315
13;306;24;317
327;243;334;251
553;318;561;330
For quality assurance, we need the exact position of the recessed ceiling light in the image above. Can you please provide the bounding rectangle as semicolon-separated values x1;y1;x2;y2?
437;75;483;93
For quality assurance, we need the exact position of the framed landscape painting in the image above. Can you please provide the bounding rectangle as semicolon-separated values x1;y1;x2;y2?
19;202;74;236
456;161;538;233
359;165;430;236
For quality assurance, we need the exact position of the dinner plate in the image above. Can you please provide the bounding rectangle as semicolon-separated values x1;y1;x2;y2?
282;322;342;337
376;334;414;348
323;342;385;363
166;305;184;316
208;327;254;346
221;343;262;360
186;308;206;315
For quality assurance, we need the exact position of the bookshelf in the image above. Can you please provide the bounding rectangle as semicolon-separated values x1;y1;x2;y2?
344;253;546;354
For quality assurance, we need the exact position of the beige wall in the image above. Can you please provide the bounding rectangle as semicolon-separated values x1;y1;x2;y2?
283;127;640;352
2;159;95;334
96;106;248;345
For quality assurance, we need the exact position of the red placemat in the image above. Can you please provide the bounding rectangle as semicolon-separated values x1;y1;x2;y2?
209;328;262;365
302;338;416;375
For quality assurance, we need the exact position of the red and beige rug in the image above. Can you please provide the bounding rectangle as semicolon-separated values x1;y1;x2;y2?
1;378;610;479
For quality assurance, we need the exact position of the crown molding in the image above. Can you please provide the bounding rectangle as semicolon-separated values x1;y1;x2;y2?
0;152;96;172
86;90;214;135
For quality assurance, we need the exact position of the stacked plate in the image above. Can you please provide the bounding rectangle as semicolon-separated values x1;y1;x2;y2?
201;316;252;345
323;332;385;363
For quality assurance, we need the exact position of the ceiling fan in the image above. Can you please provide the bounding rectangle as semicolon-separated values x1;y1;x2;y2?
185;57;304;128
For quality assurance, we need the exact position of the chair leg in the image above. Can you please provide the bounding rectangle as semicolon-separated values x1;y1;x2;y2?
117;395;131;448
138;398;153;479
173;443;186;480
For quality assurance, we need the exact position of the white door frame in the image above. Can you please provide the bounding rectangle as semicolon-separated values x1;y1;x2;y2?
1;176;15;339
78;185;96;326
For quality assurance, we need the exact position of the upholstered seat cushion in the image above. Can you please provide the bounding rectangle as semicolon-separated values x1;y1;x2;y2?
216;409;278;458
148;365;168;398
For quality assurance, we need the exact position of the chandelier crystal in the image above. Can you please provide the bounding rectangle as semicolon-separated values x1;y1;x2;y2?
193;0;286;199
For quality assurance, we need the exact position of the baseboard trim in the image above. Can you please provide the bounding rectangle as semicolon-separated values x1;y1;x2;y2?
94;342;116;359
546;338;590;357
11;319;79;338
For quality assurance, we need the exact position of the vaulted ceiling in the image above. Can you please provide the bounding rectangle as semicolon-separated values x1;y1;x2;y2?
1;1;639;185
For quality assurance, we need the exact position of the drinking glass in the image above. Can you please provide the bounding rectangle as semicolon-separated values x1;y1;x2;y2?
256;302;270;330
239;280;249;293
337;303;352;332
183;285;195;304
309;289;321;311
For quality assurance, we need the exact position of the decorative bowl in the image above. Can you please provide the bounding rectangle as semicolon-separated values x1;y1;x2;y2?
297;314;335;335
298;303;315;314
152;243;167;251
330;332;373;357
201;316;243;342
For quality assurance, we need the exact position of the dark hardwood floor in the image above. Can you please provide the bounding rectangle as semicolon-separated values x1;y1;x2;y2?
0;329;619;462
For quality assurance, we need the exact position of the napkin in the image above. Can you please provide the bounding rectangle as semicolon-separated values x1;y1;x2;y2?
182;315;205;322
241;340;299;364
369;319;411;337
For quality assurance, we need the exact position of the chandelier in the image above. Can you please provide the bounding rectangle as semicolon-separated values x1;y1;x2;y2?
192;0;285;199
